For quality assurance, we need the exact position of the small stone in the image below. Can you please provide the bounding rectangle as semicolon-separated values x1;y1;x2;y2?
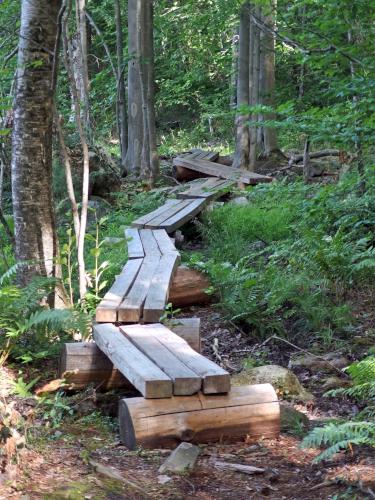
232;365;314;401
321;376;351;391
157;475;172;485
231;196;248;206
158;442;200;474
289;353;349;372
280;405;309;433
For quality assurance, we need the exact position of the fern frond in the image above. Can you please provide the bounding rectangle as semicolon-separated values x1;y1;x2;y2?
301;421;375;462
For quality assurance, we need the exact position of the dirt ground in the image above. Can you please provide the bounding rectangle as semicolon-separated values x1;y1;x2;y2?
1;305;375;499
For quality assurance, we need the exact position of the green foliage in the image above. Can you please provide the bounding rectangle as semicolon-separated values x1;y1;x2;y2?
301;354;375;461
198;171;375;342
10;375;40;398
0;271;91;364
301;421;375;462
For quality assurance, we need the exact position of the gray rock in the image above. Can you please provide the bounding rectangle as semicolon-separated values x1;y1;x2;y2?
280;405;309;433
158;442;200;474
232;364;314;401
321;376;352;391
289;353;349;372
231;196;248;206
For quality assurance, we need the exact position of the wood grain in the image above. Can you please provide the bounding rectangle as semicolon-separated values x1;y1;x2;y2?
120;324;202;395
93;323;172;398
119;384;280;449
96;258;143;322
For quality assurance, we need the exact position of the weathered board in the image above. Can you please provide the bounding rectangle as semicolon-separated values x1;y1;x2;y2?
143;252;181;322
122;323;230;394
119;384;280;449
173;155;273;185
125;228;144;259
96;258;143;322
60;318;201;390
132;198;206;233
93;323;172;398
118;255;160;322
177;177;235;201
120;324;202;395
97;228;181;323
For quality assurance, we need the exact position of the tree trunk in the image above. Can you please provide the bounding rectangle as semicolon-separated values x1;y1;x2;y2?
249;6;261;170
114;0;128;174
125;0;143;176
233;2;250;170
229;27;239;110
11;0;61;297
262;0;278;156
62;2;89;300
144;0;159;183
75;0;90;135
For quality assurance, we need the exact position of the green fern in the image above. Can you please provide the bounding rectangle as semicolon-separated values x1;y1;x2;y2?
302;355;375;461
301;422;375;462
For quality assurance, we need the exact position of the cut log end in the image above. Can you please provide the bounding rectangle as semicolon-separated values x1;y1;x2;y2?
119;384;280;449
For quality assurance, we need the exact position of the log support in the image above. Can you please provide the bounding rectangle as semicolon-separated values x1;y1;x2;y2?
119;384;280;449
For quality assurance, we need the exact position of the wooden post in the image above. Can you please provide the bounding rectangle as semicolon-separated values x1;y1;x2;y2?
119;384;280;449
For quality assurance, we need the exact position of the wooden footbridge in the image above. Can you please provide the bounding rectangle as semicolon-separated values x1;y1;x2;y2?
61;152;279;449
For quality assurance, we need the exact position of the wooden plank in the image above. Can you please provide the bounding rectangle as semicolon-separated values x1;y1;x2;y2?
152;229;179;255
191;149;219;162
143;253;181;322
120;324;202;396
96;258;143;322
177;178;235;200
139;229;161;257
158;198;206;233
118;255;160;322
60;319;202;390
144;199;191;229
93;323;172;399
119;384;280;449
132;199;180;228
173;156;272;185
135;323;230;394
125;228;144;259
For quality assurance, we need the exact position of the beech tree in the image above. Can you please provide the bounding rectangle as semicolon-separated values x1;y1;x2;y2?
11;0;61;300
233;2;278;170
125;0;159;182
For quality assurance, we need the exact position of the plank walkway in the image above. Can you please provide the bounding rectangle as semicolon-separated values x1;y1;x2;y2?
176;177;235;201
173;153;273;185
93;323;230;398
96;228;180;323
131;197;206;233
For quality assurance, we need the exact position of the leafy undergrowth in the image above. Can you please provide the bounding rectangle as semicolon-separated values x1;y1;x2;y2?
193;167;375;347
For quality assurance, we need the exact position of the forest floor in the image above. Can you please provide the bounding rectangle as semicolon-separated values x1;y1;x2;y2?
1;303;375;499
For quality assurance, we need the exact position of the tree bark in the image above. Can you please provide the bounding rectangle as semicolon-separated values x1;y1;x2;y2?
114;0;128;174
233;2;250;170
11;0;61;295
62;2;89;300
262;0;278;156
249;6;261;170
125;0;143;176
75;0;90;135
230;27;239;110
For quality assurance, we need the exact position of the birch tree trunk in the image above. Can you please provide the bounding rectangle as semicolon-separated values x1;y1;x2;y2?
11;0;61;296
233;2;250;170
114;0;128;175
